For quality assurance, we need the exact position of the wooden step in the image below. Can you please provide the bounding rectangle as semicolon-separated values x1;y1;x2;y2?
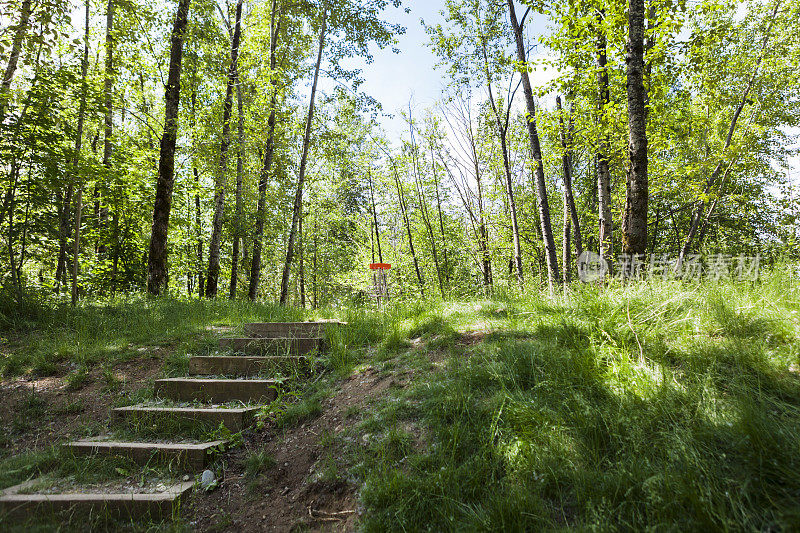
0;480;194;520
113;406;258;432
188;355;308;376
64;440;225;470
219;337;322;355
154;378;278;403
243;320;344;338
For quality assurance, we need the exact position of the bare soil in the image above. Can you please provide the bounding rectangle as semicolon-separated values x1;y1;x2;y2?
185;365;397;532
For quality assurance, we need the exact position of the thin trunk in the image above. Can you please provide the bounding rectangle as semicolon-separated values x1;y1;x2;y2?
596;10;613;266
368;171;383;263
99;0;114;258
279;11;326;306
482;40;523;287
312;218;318;308
563;207;571;284
431;146;449;290
408;106;444;297
677;0;781;266
146;0;192;295
206;0;243;297
557;96;582;257
621;0;648;255
249;0;281;301
191;79;205;296
71;187;83;306
65;0;90;304
298;210;305;307
389;156;425;294
507;0;560;288
0;0;32;121
229;55;245;298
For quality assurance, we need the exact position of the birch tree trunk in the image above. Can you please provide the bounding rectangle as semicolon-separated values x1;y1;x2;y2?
279;11;326;306
146;0;192;295
596;11;613;266
621;0;648;255
506;0;560;288
206;0;243;297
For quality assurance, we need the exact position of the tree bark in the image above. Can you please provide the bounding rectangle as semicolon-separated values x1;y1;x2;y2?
146;0;192;295
621;0;648;255
507;0;560;288
229;11;246;299
596;10;613;266
206;0;243;297
249;0;281;301
279;10;326;306
66;0;90;305
408;107;444;297
0;0;32;121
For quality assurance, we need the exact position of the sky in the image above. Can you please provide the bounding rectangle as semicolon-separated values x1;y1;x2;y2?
334;0;553;141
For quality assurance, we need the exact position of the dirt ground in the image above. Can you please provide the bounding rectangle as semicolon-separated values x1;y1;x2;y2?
185;365;396;532
0;355;163;454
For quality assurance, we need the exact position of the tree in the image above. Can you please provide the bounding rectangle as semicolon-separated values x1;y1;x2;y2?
621;0;649;255
506;0;560;288
147;0;192;295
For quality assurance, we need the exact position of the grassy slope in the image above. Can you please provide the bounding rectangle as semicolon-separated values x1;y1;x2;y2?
2;267;799;530
352;269;800;531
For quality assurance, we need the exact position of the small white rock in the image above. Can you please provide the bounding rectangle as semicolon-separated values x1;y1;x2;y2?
182;475;190;482
200;469;216;489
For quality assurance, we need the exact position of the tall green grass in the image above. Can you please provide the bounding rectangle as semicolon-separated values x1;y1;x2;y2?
358;269;800;530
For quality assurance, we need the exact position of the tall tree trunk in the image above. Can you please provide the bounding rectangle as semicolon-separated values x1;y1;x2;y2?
279;11;326;306
389;155;425;294
596;10;613;266
66;0;90;305
368;171;383;263
557;96;582;257
206;0;243;298
430;145;449;291
98;0;114;259
621;0;648;255
408;106;444;297
249;0;281;301
482;40;523;287
0;0;32;121
298;209;305;307
190;78;205;296
507;0;560;288
229;42;245;299
146;0;192;295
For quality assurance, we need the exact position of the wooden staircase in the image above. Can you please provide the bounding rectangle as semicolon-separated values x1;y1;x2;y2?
0;320;344;522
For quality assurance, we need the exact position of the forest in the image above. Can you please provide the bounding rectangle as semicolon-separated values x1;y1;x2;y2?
1;0;800;530
0;0;797;306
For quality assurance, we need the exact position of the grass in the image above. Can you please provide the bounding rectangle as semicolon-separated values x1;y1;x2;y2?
352;269;800;531
0;297;309;377
2;266;799;530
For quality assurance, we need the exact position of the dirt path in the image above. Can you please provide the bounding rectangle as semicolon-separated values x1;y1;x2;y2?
187;365;395;532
